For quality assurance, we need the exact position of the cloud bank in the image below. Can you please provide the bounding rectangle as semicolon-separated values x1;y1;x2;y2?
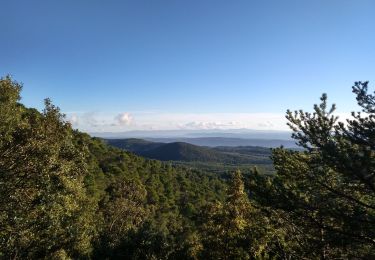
66;110;351;133
66;111;292;132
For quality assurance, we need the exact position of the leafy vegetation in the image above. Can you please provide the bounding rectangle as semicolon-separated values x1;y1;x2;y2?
1;76;374;259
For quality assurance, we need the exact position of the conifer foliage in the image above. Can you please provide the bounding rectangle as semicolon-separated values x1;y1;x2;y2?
252;82;375;258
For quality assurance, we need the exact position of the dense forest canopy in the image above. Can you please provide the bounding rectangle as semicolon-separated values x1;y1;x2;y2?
0;76;374;259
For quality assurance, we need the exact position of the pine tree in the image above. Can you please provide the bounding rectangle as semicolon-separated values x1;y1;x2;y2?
260;82;375;258
198;171;256;259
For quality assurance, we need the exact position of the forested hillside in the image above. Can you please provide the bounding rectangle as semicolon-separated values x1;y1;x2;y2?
0;76;228;259
105;138;273;165
1;76;375;259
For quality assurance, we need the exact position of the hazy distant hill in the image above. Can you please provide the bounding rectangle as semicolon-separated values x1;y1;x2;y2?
105;138;273;165
144;137;297;148
92;129;294;144
213;146;275;156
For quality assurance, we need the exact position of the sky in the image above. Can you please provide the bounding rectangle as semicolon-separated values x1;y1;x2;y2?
1;0;375;133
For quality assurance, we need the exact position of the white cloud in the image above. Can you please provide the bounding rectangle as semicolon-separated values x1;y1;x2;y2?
115;112;133;126
181;121;242;130
67;114;79;125
257;121;274;128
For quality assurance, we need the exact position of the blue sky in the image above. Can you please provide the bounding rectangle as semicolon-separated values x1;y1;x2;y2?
1;0;375;132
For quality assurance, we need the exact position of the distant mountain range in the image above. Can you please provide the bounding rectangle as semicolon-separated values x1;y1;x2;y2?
143;137;297;148
92;129;293;140
105;138;273;165
94;129;297;148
